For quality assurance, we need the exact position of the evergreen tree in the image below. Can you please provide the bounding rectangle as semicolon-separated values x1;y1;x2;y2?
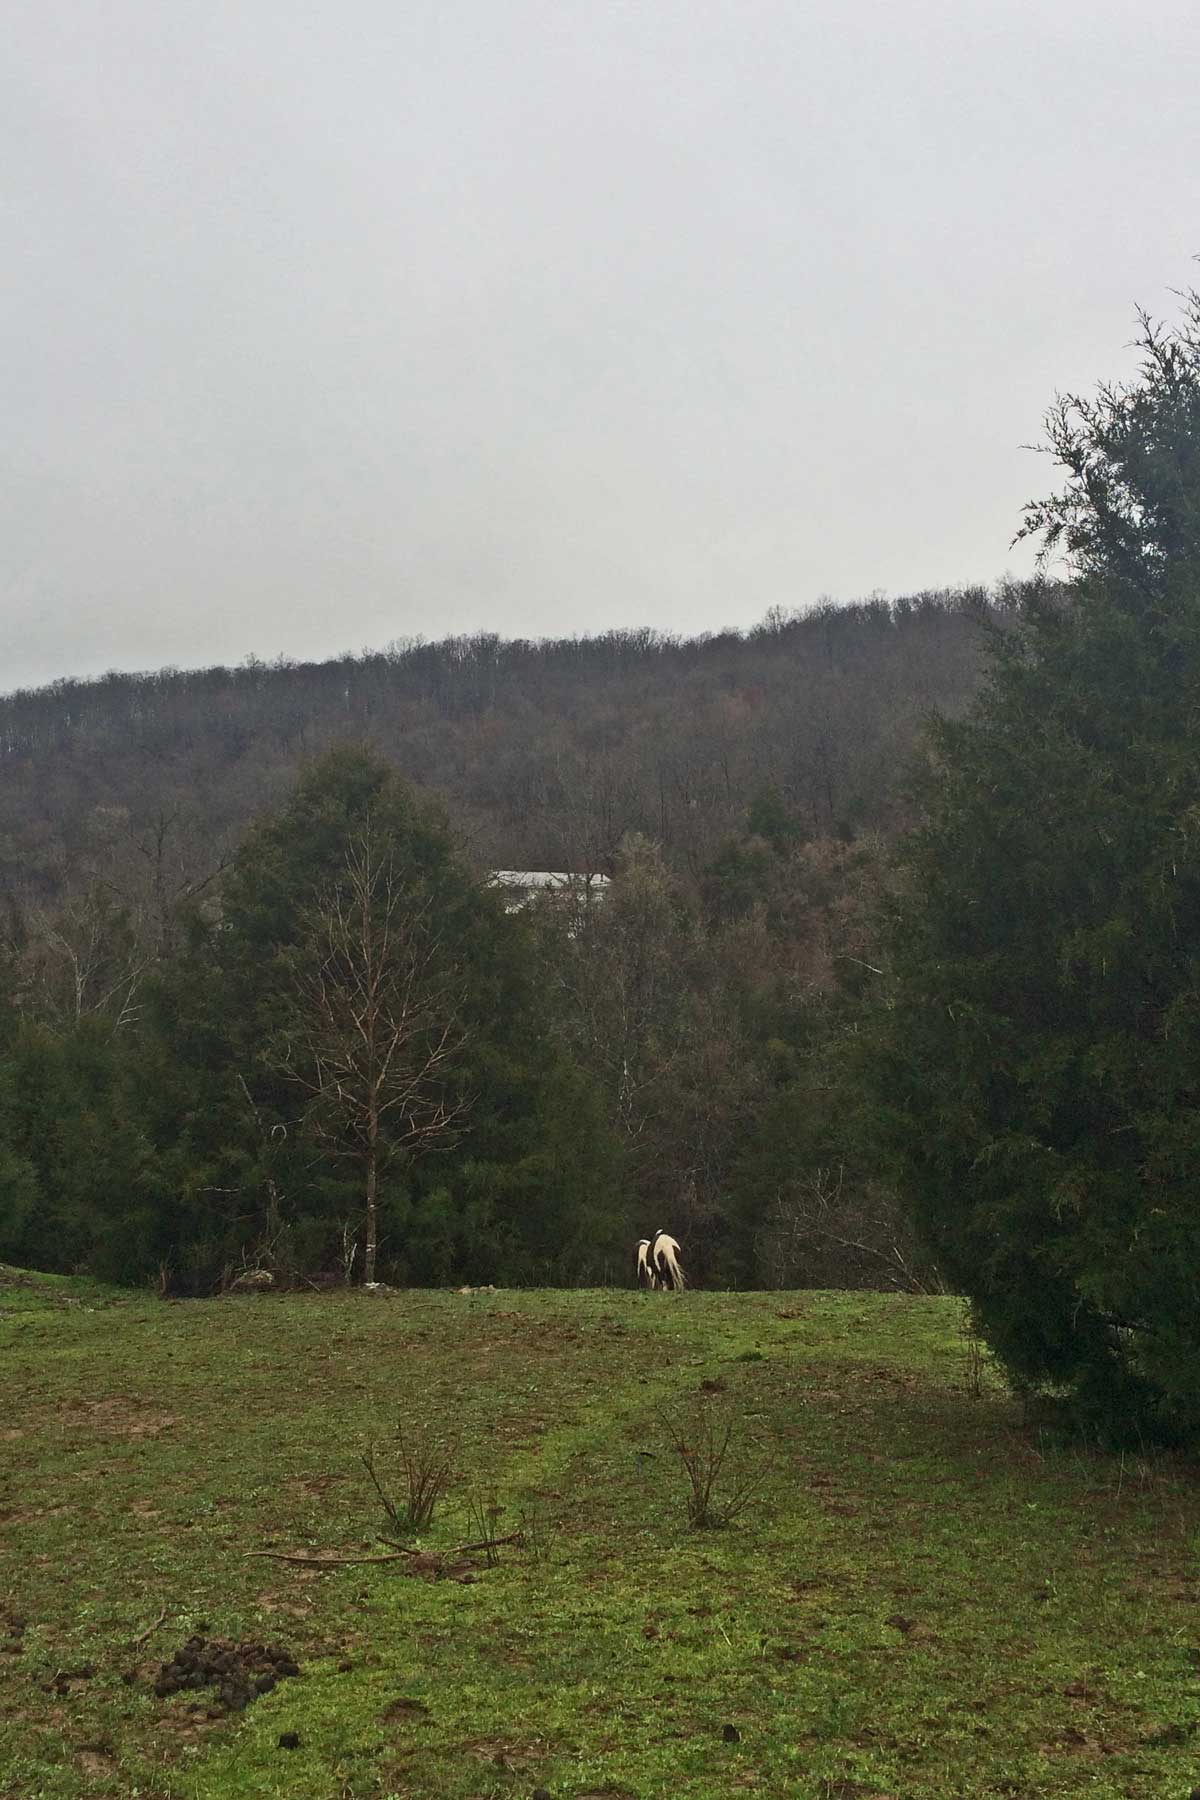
872;292;1200;1440
149;747;618;1289
0;1018;164;1280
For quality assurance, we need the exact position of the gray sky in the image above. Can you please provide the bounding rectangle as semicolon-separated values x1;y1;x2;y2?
4;0;1198;693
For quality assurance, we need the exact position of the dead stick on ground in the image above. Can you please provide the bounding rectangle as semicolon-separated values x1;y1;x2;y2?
249;1530;525;1569
448;1531;524;1556
247;1550;414;1566
129;1604;169;1648
379;1532;524;1556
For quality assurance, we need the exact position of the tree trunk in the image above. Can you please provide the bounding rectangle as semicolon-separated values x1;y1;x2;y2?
364;1103;379;1285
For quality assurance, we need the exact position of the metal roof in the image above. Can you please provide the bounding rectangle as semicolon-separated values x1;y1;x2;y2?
489;870;611;890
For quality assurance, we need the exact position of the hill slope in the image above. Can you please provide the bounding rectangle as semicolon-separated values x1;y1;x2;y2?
0;590;1001;903
2;1283;1196;1798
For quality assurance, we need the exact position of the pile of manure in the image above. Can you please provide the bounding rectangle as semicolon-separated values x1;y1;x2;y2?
153;1635;300;1713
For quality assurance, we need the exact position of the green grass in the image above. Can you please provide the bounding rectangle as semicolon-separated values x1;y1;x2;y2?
3;1275;1200;1798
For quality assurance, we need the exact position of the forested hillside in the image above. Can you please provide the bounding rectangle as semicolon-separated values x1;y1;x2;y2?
0;587;1004;903
0;585;1032;1294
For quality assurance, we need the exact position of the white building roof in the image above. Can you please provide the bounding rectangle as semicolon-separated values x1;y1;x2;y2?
489;870;611;891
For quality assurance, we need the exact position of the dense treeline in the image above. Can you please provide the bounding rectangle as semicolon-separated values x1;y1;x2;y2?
0;587;1009;1292
0;589;1000;904
0;734;921;1293
0;752;620;1291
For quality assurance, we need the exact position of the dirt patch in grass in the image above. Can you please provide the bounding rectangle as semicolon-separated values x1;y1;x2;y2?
74;1745;118;1781
61;1399;179;1439
461;1733;545;1769
381;1697;430;1723
0;1503;72;1529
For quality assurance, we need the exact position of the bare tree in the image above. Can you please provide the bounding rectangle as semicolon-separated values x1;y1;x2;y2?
123;807;229;955
11;806;229;1035
754;1163;941;1294
20;885;149;1031
278;826;471;1284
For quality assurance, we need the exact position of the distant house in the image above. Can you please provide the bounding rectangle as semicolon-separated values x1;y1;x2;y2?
488;870;611;912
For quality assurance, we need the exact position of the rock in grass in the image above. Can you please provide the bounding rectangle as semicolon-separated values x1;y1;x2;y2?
228;1269;274;1293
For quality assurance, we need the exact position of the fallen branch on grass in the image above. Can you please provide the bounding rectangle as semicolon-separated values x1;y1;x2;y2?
247;1549;414;1567
379;1531;524;1557
248;1530;523;1569
129;1604;170;1647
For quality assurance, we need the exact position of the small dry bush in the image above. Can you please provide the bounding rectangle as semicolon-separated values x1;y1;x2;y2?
960;1311;987;1399
362;1421;458;1534
754;1163;941;1293
463;1488;507;1566
517;1498;548;1566
658;1400;766;1529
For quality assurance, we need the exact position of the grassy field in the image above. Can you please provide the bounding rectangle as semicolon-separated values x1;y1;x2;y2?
3;1268;1200;1799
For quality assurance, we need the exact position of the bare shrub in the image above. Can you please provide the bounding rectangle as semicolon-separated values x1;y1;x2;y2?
960;1309;987;1399
463;1488;507;1567
517;1498;548;1566
957;1305;1012;1401
754;1163;941;1293
217;1216;303;1295
362;1423;457;1534
658;1400;766;1529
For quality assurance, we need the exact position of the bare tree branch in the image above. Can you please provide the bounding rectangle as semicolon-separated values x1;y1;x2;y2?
275;819;473;1282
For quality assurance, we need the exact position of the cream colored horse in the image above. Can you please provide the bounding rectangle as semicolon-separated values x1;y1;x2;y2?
650;1229;686;1291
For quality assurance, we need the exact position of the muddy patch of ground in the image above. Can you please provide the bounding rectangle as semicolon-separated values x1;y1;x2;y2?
62;1400;179;1439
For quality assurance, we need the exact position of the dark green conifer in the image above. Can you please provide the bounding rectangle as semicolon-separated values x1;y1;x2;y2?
873;293;1200;1440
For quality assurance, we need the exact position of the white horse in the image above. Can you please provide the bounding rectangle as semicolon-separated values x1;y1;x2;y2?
636;1238;659;1288
650;1229;686;1291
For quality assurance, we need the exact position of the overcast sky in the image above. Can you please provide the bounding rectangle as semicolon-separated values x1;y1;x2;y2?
4;0;1198;693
